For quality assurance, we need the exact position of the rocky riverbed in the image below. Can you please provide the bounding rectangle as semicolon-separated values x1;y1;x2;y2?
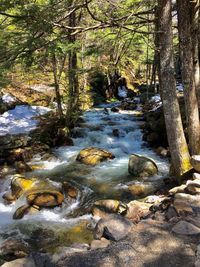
0;96;200;267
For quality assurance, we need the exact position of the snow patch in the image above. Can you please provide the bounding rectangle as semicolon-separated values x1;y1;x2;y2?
2;94;17;103
0;105;51;136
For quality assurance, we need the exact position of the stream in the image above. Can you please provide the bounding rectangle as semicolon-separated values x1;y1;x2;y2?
0;101;169;252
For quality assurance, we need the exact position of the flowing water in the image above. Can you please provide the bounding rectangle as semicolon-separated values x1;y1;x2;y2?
0;102;169;252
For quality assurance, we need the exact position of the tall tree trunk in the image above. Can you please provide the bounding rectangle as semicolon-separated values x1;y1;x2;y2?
158;0;191;176
177;0;200;155
66;4;79;126
190;0;200;107
52;53;63;119
151;5;160;94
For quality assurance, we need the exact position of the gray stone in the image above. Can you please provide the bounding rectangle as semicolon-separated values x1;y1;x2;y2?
1;258;36;267
172;221;200;235
94;214;133;241
90;238;111;250
174;193;200;206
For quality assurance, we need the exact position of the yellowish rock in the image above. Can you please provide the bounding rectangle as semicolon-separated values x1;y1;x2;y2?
11;174;37;199
76;147;115;165
62;182;78;198
26;189;64;207
13;204;40;220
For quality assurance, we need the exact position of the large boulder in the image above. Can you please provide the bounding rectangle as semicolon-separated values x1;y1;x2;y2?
128;154;158;177
26;189;64;207
10;174;37;200
76;147;115;165
128;181;160;197
94;214;132;241
11;174;37;199
125;200;151;221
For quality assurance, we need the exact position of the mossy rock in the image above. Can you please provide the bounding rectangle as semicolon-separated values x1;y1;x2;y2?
128;154;158;177
26;189;64;207
11;174;37;199
76;147;115;166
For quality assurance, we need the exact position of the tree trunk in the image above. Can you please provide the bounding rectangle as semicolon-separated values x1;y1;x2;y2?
177;0;200;155
66;4;79;126
52;53;63;119
158;0;191;176
190;0;200;108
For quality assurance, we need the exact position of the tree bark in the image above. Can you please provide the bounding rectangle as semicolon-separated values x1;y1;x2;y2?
52;52;63;119
190;0;200;108
158;0;191;176
66;2;79;126
177;0;200;155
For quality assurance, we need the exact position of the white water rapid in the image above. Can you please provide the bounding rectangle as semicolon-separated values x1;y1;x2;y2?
0;102;169;250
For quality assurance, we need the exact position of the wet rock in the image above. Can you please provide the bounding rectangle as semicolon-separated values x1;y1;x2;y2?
26;189;64;207
76;147;115;166
92;200;127;218
191;155;200;172
110;107;119;112
172;221;200;235
128;154;158;177
53;127;74;147
90;238;111;250
0;239;29;261
14;161;32;173
2;192;16;204
128;181;163;197
94;199;126;213
119;101;137;111
0;258;36;267
11;175;36;199
62;182;79;199
13;204;40;220
155;146;169;157
94;214;132;241
112;129;120;137
125;200;150;221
